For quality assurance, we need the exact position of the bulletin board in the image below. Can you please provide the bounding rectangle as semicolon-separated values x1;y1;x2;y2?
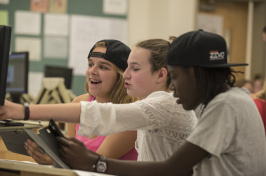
0;0;128;97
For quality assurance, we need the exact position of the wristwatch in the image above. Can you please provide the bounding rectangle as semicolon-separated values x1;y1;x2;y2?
23;102;30;120
94;156;107;173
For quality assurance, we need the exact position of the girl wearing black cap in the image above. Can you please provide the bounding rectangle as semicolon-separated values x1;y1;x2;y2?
24;40;139;165
0;39;197;166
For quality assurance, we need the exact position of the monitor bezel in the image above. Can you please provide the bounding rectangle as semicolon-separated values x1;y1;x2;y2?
44;65;73;89
0;25;12;106
6;51;29;103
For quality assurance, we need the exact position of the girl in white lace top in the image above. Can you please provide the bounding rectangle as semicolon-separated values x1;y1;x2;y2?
78;39;197;161
0;39;197;163
79;91;196;161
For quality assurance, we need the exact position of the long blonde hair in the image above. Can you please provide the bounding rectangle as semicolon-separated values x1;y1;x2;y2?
85;42;138;104
85;65;138;104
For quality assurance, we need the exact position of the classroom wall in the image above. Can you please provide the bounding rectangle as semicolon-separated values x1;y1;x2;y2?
127;0;198;47
129;0;266;81
1;0;265;97
0;0;198;98
251;2;266;79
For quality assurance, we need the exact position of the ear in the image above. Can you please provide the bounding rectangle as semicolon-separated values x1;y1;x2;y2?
156;67;168;83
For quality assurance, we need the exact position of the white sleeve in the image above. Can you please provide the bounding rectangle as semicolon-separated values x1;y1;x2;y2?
78;91;197;138
78;101;147;137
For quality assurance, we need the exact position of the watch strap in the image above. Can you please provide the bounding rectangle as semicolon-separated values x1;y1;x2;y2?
23;102;30;120
93;155;101;172
93;155;107;173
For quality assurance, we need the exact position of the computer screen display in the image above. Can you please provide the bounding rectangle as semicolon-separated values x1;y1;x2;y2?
6;52;29;103
44;65;73;89
0;25;12;106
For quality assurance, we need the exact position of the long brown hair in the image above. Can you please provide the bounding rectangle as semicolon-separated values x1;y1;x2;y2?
135;39;171;89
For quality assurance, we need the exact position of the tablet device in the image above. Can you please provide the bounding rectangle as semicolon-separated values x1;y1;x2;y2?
49;119;64;138
0;119;24;126
0;121;42;156
0;119;69;169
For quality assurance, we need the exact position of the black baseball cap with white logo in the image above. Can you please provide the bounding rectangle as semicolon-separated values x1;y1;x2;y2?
88;39;130;71
167;29;248;68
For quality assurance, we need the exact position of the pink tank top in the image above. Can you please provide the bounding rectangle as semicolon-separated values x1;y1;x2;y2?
75;96;138;160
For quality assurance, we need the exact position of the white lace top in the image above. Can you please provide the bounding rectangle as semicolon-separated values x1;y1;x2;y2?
78;91;197;161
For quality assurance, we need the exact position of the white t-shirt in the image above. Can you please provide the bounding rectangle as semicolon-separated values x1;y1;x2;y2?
78;91;197;161
187;87;266;176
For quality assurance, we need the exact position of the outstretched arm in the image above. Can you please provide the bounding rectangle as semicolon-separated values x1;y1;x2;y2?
57;137;208;176
0;100;81;123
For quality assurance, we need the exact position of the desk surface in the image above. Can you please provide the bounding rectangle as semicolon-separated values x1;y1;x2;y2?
0;159;115;176
0;159;78;176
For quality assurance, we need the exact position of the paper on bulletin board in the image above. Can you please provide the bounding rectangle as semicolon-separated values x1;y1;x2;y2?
197;13;223;35
15;37;41;61
68;15;127;75
44;37;68;59
0;0;9;4
28;72;44;98
44;13;69;36
103;0;128;15
30;0;48;12
49;0;67;13
15;11;41;35
0;10;8;25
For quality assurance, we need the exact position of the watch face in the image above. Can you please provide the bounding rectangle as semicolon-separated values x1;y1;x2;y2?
97;161;107;172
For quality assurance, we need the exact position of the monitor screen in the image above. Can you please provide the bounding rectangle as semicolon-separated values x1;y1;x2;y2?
6;52;29;103
44;65;73;89
0;25;12;106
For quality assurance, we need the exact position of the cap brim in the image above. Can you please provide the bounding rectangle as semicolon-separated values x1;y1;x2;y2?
199;63;248;68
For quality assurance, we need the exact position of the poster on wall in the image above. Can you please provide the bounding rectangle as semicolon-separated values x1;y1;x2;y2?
197;13;223;36
15;37;41;61
15;11;41;35
0;10;8;25
44;37;68;59
49;0;67;13
103;0;128;15
0;0;9;4
44;13;69;36
68;15;127;75
30;0;48;13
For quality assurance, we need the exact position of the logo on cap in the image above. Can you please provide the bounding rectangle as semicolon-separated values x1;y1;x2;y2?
209;50;225;61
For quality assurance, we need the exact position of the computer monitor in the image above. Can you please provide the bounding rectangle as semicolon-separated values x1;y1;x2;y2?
44;65;73;89
0;25;12;106
6;52;29;103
